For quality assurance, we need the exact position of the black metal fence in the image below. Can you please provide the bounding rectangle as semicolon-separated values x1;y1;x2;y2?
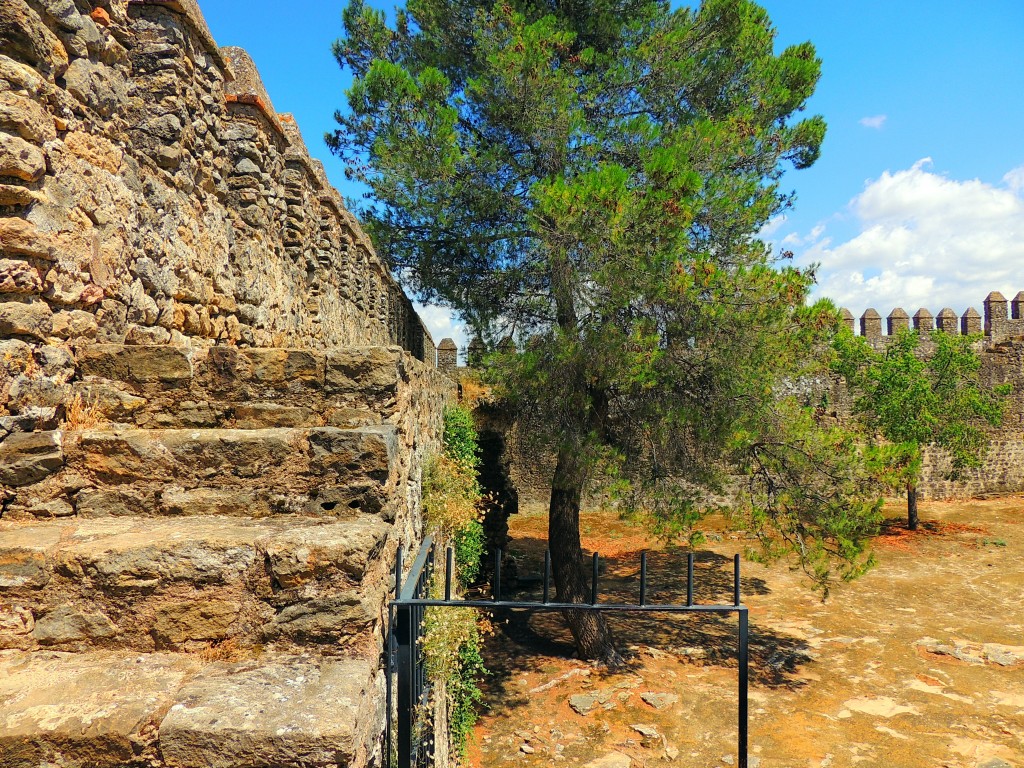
387;537;749;768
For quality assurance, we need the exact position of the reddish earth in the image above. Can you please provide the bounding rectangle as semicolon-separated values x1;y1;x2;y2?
467;497;1024;768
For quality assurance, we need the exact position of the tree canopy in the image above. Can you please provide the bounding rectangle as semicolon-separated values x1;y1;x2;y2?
330;0;881;662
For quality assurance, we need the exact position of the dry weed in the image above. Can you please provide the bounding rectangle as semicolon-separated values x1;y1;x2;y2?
197;637;260;663
63;391;104;430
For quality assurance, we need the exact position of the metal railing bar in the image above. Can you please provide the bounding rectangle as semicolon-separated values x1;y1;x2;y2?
493;548;502;602
444;547;453;602
542;550;551;604
738;606;749;768
393;599;745;613
390;541;749;768
687;552;694;606
399;536;434;601
733;553;741;607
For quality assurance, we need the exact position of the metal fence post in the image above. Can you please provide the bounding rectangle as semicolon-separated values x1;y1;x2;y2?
738;606;749;768
396;599;414;768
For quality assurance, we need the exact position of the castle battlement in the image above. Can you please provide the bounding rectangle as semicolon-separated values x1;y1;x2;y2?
840;290;1024;343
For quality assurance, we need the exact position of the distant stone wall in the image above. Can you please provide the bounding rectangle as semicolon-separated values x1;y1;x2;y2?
840;291;1024;500
0;0;434;360
439;294;1024;507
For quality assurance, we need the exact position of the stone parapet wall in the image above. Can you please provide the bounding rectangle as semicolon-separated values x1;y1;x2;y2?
0;4;451;765
0;0;433;360
840;290;1024;345
440;300;1024;508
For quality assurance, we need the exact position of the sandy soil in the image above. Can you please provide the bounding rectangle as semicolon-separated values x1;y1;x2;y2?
467;497;1024;768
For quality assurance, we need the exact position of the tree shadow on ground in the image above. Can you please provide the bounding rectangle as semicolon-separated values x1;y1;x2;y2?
476;536;814;712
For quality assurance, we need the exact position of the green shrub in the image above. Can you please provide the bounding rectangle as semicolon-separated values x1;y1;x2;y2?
452;519;485;586
419;402;488;762
442;405;480;468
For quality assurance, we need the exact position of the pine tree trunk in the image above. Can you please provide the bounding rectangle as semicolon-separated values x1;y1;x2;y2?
549;446;623;666
907;482;918;531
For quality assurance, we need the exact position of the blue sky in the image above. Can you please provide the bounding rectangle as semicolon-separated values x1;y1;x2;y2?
199;0;1024;347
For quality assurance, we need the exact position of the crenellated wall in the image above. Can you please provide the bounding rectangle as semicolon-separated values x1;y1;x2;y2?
0;0;434;362
840;291;1024;345
441;289;1024;508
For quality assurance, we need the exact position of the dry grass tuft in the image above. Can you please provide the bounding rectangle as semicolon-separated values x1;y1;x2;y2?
197;638;260;663
63;391;104;431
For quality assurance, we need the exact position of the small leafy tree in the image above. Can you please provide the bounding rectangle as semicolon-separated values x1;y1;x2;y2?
834;328;1010;530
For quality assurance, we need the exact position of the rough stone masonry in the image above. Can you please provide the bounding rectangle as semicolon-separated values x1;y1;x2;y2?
0;1;454;767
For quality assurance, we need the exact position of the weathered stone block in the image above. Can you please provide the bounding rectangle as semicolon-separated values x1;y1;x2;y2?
231;402;316;428
0;184;36;207
151;600;239;647
325;347;401;397
74;486;154;517
26;498;73;518
77;344;193;384
0;430;62;486
0;523;62;589
8;374;68;413
0;604;33;635
0;92;56;144
0;133;45;183
51;309;98;339
31;606;119;645
55;518;261;590
0;259;43;294
266;595;375;643
307;426;396;483
244;348;324;387
260;518;389;589
0;218;54;260
0;298;52;340
0;0;69;77
159;657;374;768
160;486;272;518
73;381;147;421
307;483;384;517
0;650;200;766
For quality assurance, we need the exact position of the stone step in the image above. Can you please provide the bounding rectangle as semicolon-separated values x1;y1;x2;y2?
0;515;393;653
0;649;379;768
3;424;399;520
69;344;408;427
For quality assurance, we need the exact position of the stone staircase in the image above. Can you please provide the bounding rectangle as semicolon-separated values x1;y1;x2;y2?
0;342;450;767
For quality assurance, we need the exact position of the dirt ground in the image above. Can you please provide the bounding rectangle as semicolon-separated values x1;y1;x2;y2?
466;497;1024;768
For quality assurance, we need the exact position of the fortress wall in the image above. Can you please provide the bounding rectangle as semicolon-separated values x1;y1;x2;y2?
0;0;433;358
442;291;1024;508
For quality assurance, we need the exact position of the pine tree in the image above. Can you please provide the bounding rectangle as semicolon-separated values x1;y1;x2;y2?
330;0;878;662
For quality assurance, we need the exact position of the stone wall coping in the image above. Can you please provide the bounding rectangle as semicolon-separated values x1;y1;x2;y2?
221;46;285;136
128;0;231;75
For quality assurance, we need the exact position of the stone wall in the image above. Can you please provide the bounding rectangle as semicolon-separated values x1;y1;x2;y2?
0;3;455;767
439;296;1024;508
0;0;434;361
840;295;1024;501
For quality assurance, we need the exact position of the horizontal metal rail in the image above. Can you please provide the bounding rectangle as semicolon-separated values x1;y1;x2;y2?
389;541;750;768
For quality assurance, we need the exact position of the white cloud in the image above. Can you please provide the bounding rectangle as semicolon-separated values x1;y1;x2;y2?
759;214;787;238
794;161;1024;317
780;223;826;248
1004;165;1024;194
859;114;888;130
